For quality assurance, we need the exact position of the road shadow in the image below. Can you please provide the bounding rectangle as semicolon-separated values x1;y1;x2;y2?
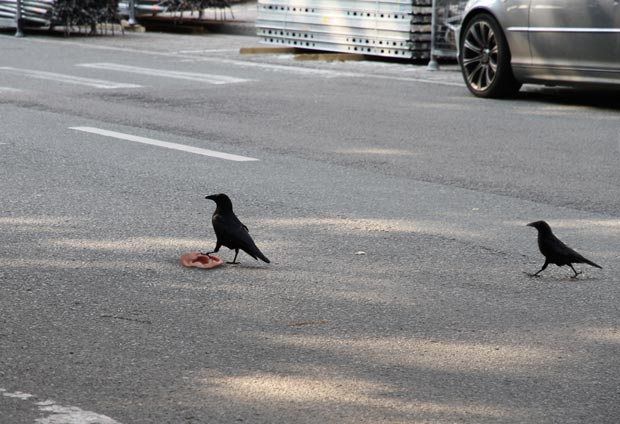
516;86;620;111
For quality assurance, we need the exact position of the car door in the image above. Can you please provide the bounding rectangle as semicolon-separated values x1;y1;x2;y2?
528;0;620;72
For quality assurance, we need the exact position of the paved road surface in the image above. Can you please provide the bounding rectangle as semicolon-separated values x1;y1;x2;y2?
1;32;619;424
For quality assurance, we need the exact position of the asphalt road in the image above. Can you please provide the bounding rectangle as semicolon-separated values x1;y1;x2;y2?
1;31;619;424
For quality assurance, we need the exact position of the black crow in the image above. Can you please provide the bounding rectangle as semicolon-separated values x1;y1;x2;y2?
527;220;601;278
202;193;270;264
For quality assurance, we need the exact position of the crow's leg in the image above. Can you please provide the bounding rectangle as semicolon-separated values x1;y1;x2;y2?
201;242;221;257
227;249;241;264
569;264;582;278
528;260;549;277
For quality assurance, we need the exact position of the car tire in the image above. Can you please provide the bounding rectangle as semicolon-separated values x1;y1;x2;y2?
459;13;522;98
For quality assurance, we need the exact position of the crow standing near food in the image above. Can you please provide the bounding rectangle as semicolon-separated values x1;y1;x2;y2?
202;193;270;264
527;220;601;278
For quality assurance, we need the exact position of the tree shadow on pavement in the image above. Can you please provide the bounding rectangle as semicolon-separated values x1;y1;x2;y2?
2;212;619;423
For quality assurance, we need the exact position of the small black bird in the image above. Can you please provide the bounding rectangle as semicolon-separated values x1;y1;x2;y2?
527;220;601;278
203;193;270;264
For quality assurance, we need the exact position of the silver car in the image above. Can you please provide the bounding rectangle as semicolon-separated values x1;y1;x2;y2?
458;0;620;98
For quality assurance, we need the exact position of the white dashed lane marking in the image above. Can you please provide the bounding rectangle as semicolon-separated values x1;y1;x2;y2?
70;126;259;162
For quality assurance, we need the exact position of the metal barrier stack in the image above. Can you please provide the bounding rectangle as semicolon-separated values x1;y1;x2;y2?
256;0;433;60
0;0;53;27
0;0;233;31
428;0;467;67
0;0;120;31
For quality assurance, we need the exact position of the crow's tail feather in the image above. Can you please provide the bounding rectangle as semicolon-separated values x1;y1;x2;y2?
583;258;602;269
241;243;270;264
256;251;270;264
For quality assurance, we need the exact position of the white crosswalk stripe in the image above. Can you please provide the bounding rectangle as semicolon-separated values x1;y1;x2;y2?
77;63;251;85
0;86;22;92
0;67;141;89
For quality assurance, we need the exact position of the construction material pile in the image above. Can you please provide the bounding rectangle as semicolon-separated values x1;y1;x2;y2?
256;0;461;60
256;0;434;59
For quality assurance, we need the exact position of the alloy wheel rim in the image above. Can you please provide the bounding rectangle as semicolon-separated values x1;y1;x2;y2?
462;21;499;92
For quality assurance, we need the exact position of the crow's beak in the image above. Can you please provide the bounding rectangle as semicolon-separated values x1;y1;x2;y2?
205;195;214;200
526;222;534;227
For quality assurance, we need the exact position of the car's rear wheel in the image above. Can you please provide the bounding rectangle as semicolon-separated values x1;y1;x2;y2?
459;13;521;98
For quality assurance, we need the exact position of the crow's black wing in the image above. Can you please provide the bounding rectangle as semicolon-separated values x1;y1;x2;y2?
212;212;245;246
212;212;270;263
542;234;601;268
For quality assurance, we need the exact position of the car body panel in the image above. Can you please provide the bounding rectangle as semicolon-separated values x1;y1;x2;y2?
459;0;620;88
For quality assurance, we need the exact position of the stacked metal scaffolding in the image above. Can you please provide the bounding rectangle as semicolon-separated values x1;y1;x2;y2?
256;0;433;60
